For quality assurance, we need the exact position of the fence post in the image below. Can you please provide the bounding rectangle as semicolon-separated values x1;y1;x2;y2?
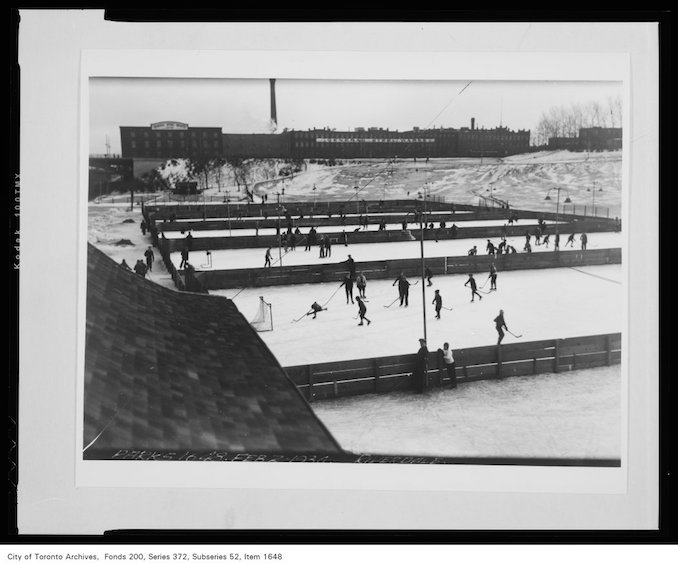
606;334;612;366
496;345;503;378
307;365;314;403
373;358;380;393
554;339;560;373
437;349;444;387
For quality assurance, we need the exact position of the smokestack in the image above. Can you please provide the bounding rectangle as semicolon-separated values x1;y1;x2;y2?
471;117;475;130
270;79;277;130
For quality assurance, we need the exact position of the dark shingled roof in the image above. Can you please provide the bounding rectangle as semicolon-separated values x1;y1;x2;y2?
83;243;342;459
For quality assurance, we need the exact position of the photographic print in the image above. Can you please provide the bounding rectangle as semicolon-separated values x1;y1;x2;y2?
83;74;626;467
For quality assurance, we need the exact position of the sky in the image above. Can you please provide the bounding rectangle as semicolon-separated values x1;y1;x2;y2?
89;78;622;155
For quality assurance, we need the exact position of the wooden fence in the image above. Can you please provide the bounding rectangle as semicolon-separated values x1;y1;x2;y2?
195;247;621;290
284;333;622;402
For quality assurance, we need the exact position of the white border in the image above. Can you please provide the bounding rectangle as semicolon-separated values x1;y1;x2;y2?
18;13;658;533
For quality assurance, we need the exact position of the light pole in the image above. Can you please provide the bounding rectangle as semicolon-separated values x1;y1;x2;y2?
226;188;231;236
354;186;359;214
417;187;429;345
544;186;572;238
276;191;283;267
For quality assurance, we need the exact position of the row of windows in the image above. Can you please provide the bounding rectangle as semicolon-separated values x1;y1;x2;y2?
128;130;220;138
129;140;220;149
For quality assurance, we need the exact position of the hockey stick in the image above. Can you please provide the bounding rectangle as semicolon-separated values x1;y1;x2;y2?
383;297;400;308
293;308;328;322
441;306;454;311
507;329;523;338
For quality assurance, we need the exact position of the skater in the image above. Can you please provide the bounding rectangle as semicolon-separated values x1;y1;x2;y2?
133;259;147;278
494;309;509;345
325;236;332;257
523;239;532;253
566;233;576;248
120;258;132;271
432;289;443;319
393;272;411;307
356;272;367;298
340;274;355;304
306;226;317;251
441;342;457;388
289;232;297;251
180;246;189;269
425;266;434;286
487;263;498;291
378;219;386;231
343;255;356;280
341;230;349;247
356;297;371;326
581;232;588;250
413;338;429;394
467;245;478;256
310;301;324;319
264;247;272;267
319;235;326;258
144;246;155;272
534;227;542;246
486;239;496;255
464;273;483;302
140;220;147;236
554;233;560;251
542;233;550;248
185;232;194;251
498;238;507;254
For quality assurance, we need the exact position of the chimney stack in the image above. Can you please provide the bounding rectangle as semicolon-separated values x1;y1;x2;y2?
270;79;277;129
471;117;475;130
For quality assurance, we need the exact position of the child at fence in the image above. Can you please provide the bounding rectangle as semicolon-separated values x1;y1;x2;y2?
441;342;457;388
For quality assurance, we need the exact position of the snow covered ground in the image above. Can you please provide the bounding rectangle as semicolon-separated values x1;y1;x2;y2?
216;264;623;366
312;365;621;459
173;231;623;271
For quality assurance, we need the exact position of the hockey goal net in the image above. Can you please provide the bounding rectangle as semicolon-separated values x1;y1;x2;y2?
250;296;273;332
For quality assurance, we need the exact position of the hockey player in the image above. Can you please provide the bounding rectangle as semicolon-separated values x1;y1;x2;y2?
467;245;478;256
566;233;576;248
264;247;272;267
356;272;367;298
488;262;498;291
340;274;355;304
464;273;483;302
310;301;324;319
356;297;371;326
425;266;434;286
180;246;189;269
393;272;411;307
432;289;443;319
494;309;509;345
343;254;356;280
486;239;496;255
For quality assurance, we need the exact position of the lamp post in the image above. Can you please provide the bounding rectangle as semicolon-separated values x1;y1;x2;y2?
226;188;231;236
276;191;283;267
544;186;572;238
417;187;429;344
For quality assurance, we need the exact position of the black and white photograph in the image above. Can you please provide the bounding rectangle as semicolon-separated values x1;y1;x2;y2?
15;13;661;535
84;76;626;466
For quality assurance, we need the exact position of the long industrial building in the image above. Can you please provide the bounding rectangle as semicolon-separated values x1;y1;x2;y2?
119;119;531;161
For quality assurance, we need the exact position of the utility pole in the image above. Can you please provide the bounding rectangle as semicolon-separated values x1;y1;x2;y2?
419;188;428;345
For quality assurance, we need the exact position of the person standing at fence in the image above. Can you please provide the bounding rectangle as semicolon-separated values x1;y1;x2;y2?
343;255;356;280
185;232;194;251
340;274;355;304
554;233;560;251
441;342;457;388
464;273;483;302
581;232;588;250
467;245;477;256
356;296;371;326
325;236;332;258
120;258;132;271
264;247;272;268
425;266;434;286
486;239;496;255
289;231;297;251
180;246;189;269
432;289;443;320
356;272;367;298
144;246;155;272
413;338;429;394
494;309;509;345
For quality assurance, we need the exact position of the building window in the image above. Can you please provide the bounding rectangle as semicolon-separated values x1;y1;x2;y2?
130;131;136;137
131;141;136;148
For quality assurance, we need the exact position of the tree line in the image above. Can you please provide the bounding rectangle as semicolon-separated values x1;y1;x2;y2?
532;95;623;146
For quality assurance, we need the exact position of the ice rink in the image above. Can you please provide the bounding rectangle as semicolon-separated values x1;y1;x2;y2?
214;264;624;367
312;364;621;459
172;231;623;271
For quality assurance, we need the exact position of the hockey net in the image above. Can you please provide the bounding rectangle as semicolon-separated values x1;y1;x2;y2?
250;297;273;332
